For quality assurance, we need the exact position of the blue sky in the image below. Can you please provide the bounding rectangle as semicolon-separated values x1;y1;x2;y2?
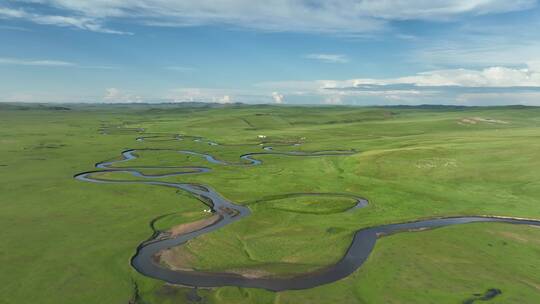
1;0;540;105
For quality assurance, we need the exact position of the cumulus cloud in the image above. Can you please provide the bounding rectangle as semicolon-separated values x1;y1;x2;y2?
104;88;121;99
323;95;343;105
219;95;233;103
305;53;349;63
271;92;284;104
166;88;292;104
345;65;540;88
1;1;535;34
526;61;540;72
257;64;540;105
103;88;143;103
456;92;540;106
167;88;240;104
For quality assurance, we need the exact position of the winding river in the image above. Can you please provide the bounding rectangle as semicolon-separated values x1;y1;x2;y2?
74;134;540;291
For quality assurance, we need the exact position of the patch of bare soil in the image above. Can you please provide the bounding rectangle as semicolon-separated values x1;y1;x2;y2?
157;246;196;271
169;214;221;237
520;279;540;291
156;215;221;271
459;117;509;125
228;268;274;278
489;229;540;245
415;158;457;169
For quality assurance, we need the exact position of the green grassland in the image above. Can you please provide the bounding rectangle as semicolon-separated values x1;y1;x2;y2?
1;103;540;303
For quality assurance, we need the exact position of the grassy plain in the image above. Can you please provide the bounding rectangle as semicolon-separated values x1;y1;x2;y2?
1;103;540;303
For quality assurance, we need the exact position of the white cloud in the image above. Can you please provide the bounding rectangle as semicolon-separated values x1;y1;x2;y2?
0;57;118;69
2;1;535;34
0;7;131;34
407;16;540;68
27;65;534;105
415;40;540;68
0;57;75;67
167;88;241;104
0;7;24;18
456;92;540;106
0;91;98;103
271;92;284;104
219;95;233;103
257;64;540;105
1;93;36;102
323;95;343;104
305;53;349;64
103;88;143;103
352;0;535;20
104;88;121;99
164;66;195;72
0;25;30;31
528;61;540;72
166;88;292;104
340;64;540;88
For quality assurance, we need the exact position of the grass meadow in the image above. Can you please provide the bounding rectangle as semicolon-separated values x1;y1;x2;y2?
1;103;539;303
